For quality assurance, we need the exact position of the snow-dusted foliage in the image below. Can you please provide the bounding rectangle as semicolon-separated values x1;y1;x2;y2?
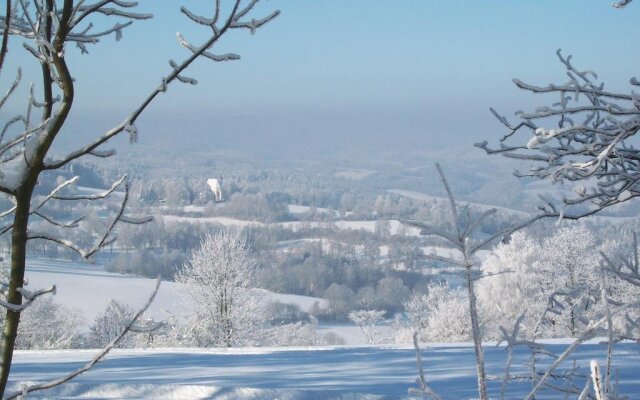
176;231;265;347
15;297;81;350
405;282;471;343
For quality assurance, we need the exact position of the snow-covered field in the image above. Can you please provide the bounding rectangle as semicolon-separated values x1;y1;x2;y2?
7;342;640;399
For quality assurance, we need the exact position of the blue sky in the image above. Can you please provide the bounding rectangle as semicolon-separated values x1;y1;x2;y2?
5;1;640;155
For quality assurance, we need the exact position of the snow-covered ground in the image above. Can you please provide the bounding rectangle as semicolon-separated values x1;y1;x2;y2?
18;260;640;399
7;342;640;399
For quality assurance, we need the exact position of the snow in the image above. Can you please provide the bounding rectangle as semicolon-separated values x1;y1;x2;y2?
256;289;328;312
0;155;27;192
76;186;124;198
25;258;177;328
7;342;640;399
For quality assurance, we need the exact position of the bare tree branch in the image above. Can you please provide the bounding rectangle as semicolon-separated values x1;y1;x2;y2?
480;50;640;218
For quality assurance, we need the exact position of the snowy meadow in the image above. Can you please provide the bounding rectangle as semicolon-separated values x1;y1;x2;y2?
8;343;640;399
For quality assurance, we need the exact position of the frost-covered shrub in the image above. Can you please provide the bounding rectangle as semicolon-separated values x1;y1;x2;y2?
16;297;82;350
405;281;471;343
348;309;385;344
89;300;137;348
263;321;318;346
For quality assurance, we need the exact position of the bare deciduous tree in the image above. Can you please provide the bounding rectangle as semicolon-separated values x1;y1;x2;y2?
0;0;278;395
404;163;538;400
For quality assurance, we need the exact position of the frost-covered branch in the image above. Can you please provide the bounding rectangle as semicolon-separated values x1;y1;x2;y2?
410;332;443;400
348;310;385;344
27;180;151;261
0;283;55;313
524;300;640;400
46;0;279;170
479;49;640;219
612;0;633;8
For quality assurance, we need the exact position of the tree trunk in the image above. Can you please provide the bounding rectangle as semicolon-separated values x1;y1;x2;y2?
0;188;34;395
465;264;488;400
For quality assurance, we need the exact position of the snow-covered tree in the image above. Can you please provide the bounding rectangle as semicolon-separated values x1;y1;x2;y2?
176;231;265;347
477;232;545;339
405;282;471;343
0;0;278;395
348;309;385;344
537;225;601;336
15;297;81;350
478;226;605;339
264;320;318;346
324;283;355;320
89;300;137;349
